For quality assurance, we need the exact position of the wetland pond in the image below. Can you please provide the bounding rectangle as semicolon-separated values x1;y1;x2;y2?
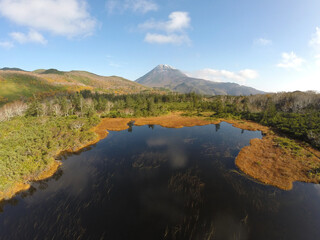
1;122;320;240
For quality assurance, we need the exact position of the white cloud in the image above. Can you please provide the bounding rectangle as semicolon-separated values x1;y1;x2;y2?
239;69;259;79
254;38;272;46
0;0;96;37
186;68;259;85
145;33;190;45
315;55;320;67
140;11;191;45
106;0;158;14
310;27;320;50
140;11;191;32
277;52;305;69
0;41;14;49
10;30;47;45
131;0;158;13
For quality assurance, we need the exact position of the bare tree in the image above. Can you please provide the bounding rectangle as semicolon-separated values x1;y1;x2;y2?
0;101;28;122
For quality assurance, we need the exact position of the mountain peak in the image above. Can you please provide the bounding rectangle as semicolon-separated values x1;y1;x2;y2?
136;64;187;87
155;64;175;70
136;65;265;96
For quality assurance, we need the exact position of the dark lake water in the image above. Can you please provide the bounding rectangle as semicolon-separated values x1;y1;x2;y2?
1;122;320;240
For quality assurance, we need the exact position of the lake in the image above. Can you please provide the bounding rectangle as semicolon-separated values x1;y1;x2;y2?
1;122;320;240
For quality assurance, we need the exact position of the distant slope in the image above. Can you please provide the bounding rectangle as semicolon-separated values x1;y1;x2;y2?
0;67;25;72
40;68;65;75
0;69;150;106
36;70;149;93
136;64;265;96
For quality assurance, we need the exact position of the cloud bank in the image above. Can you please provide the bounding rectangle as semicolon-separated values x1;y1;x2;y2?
186;68;259;85
0;0;96;37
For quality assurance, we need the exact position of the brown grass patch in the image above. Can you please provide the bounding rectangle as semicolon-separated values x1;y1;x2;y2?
33;160;62;181
0;182;30;201
92;113;223;138
132;112;217;128
236;135;320;190
94;118;130;133
0;160;62;201
224;119;269;134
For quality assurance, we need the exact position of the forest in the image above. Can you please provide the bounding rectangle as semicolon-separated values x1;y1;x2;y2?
0;90;320;193
1;90;320;149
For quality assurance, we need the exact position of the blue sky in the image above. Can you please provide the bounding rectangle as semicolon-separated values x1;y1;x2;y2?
0;0;320;92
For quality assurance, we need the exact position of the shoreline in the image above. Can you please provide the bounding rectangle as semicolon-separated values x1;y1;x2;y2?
1;112;320;201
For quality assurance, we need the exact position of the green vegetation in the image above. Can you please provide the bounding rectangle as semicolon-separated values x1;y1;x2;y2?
0;116;99;192
274;137;302;155
242;109;320;150
308;166;320;178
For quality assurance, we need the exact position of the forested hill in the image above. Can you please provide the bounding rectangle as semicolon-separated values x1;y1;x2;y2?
0;69;150;106
136;64;265;96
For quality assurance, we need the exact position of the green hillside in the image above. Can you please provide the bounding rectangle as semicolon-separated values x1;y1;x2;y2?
0;69;150;106
0;72;67;105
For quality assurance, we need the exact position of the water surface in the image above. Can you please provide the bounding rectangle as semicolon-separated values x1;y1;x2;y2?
1;122;320;240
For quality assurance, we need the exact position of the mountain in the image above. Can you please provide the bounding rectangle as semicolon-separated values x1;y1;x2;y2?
0;69;149;106
136;64;265;96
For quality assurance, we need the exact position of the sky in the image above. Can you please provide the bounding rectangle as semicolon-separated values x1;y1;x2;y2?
0;0;320;92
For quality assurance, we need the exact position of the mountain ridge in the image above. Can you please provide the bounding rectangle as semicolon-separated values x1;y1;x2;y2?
136;64;265;96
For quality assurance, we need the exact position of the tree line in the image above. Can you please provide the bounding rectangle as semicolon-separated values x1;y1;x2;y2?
0;90;319;149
